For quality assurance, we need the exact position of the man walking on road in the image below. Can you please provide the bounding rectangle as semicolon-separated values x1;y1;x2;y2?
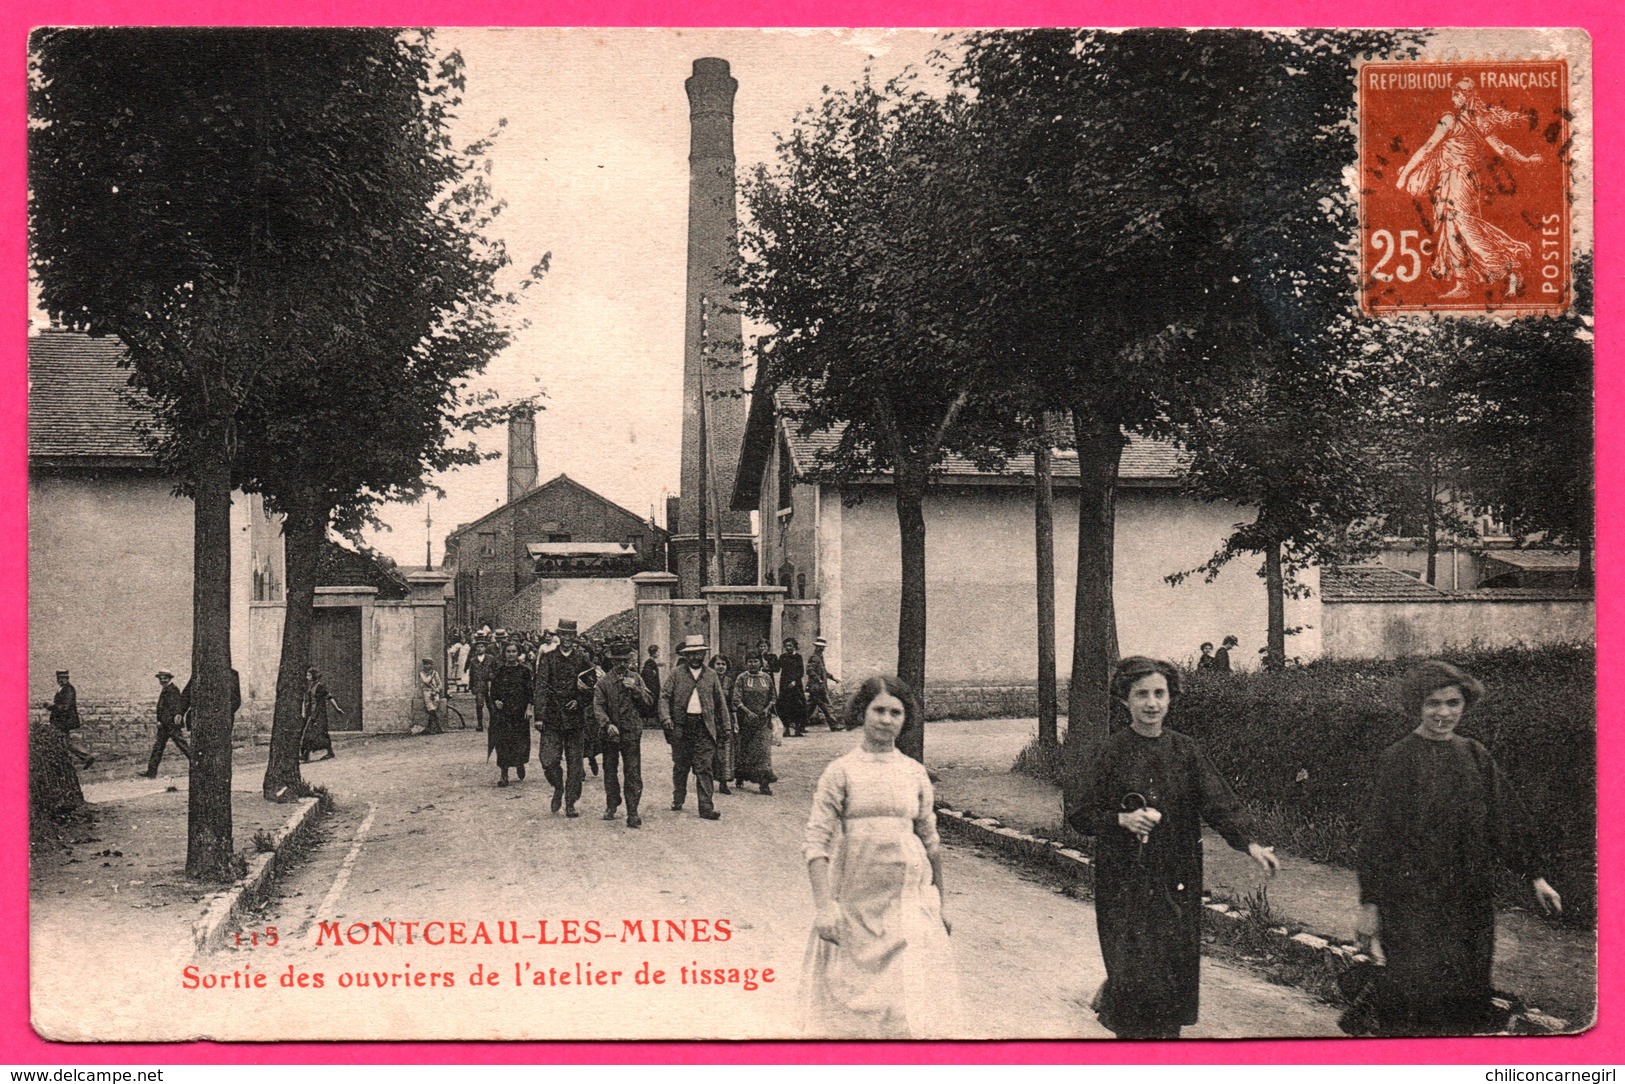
143;669;189;778
806;637;841;730
536;618;594;817
594;639;653;828
660;634;730;821
44;669;94;769
467;640;495;734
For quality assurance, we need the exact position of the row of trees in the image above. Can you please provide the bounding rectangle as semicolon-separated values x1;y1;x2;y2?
30;29;542;878
738;29;1593;760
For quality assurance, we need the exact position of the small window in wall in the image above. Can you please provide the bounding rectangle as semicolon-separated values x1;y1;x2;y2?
478;531;496;557
796;572;807;600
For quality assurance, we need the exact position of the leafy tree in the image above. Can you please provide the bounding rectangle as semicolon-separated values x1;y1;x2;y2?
955;29;1275;746
739;76;1017;761
1163;30;1416;666
234;34;540;803
29;28;534;874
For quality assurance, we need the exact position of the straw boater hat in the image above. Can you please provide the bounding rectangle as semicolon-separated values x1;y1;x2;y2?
155;670;174;680
814;638;827;648
678;634;708;655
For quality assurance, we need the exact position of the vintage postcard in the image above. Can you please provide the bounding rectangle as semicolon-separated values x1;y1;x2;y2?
26;25;1596;1044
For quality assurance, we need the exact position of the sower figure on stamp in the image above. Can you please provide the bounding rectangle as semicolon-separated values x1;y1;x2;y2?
660;634;730;821
593;638;653;828
44;669;95;769
536;618;593;817
143;669;188;778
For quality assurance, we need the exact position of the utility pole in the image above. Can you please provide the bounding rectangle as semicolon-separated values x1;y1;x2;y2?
1034;435;1058;748
425;503;434;570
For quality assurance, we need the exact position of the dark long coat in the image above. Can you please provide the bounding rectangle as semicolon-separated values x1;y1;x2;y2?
1357;733;1546;1035
1066;726;1255;1034
487;662;533;769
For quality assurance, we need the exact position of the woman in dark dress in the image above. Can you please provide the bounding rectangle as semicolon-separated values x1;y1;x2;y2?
1066;656;1279;1039
1356;660;1562;1036
732;653;778;794
488;642;533;787
300;668;340;761
776;638;809;737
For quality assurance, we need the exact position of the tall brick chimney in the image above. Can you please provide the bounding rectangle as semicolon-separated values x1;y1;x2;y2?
674;57;752;594
507;406;538;505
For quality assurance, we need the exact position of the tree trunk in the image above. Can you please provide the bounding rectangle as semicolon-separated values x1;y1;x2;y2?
186;441;237;881
894;460;929;763
1066;411;1124;753
263;499;322;801
1263;538;1286;671
1424;465;1439;586
1034;440;1058;748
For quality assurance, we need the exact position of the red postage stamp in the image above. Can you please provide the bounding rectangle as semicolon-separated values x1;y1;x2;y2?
1359;59;1571;315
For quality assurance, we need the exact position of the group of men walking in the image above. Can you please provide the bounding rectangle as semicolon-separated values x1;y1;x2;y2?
455;619;842;830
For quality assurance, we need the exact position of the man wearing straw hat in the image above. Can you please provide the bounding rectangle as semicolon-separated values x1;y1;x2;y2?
659;634;730;821
805;636;841;731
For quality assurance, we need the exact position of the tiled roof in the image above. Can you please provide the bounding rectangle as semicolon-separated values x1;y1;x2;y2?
1321;565;1450;603
1482;550;1580;572
771;386;1186;484
28;330;156;459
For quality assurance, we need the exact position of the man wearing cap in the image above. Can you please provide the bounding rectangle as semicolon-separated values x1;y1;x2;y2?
806;637;842;731
417;658;445;735
593;640;653;828
536;619;595;816
659;635;730;820
43;669;94;769
143;670;189;778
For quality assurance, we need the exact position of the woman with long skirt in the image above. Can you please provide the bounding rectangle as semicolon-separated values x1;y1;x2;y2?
300;668;341;762
800;675;962;1038
487;642;533;787
1356;660;1561;1035
1066;656;1279;1039
731;653;777;795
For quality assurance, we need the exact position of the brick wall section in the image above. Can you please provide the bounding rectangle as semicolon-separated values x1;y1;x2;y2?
30;700;272;761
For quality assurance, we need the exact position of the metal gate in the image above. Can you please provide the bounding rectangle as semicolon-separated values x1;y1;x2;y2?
310;606;363;731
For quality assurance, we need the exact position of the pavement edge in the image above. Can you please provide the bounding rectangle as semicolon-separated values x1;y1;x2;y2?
935;804;1570;1036
191;796;323;954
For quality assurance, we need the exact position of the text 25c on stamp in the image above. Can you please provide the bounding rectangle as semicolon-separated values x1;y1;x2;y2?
1359;59;1570;316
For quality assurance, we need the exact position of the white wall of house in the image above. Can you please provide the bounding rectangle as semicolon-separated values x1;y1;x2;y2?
1322;597;1594;658
29;472;261;704
823;482;1320;689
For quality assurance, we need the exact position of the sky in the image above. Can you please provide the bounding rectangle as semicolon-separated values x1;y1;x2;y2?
363;28;952;566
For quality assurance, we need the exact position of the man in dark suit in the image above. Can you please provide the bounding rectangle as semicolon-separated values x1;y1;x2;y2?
536;618;594;817
594;640;653;828
659;634;731;821
144;669;189;778
640;645;663;726
43;669;94;769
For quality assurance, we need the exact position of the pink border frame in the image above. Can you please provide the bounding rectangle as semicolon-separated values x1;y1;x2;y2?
2;1;1616;1066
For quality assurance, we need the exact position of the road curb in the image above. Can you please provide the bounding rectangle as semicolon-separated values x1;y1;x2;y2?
936;805;1570;1035
191;797;323;954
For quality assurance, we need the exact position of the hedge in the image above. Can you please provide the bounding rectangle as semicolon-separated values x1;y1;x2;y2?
1023;644;1596;924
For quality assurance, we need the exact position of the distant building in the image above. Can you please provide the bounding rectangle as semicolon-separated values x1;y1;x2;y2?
442;470;668;633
